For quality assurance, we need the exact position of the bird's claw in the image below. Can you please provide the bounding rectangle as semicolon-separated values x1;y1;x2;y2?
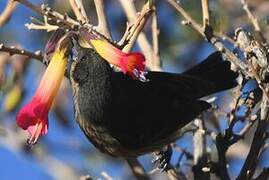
152;146;172;171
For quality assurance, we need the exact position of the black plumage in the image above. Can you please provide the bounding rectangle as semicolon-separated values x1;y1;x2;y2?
69;47;237;157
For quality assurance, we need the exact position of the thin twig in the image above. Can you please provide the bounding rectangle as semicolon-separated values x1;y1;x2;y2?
118;0;154;69
201;0;210;28
93;0;111;39
167;0;248;73
25;23;58;31
167;0;203;35
69;0;89;23
193;118;210;180
118;22;131;46
227;84;244;135
25;16;58;32
120;0;152;53
14;0;79;28
0;44;43;61
151;5;162;71
241;0;266;43
0;0;17;27
237;94;269;180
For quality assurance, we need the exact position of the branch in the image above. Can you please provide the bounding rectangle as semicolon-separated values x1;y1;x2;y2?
125;158;150;180
14;0;79;28
69;0;89;23
118;0;155;69
0;0;17;27
201;0;210;28
119;0;152;52
93;0;111;39
0;44;43;61
237;94;269;180
25;16;59;32
192;118;210;180
151;5;162;71
167;0;248;73
241;0;266;43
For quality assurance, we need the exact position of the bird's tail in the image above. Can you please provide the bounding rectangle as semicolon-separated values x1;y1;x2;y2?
183;51;238;95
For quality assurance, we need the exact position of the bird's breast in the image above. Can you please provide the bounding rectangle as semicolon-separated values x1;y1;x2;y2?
70;74;126;156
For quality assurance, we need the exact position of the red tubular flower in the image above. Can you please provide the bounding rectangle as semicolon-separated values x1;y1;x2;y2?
79;28;146;80
16;38;70;145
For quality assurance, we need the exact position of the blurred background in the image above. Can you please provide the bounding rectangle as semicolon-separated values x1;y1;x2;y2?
1;0;269;179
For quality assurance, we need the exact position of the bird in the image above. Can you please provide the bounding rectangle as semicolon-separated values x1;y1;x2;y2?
68;33;238;166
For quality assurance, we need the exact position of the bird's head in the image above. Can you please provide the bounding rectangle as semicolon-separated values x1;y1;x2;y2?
68;40;112;86
44;29;110;85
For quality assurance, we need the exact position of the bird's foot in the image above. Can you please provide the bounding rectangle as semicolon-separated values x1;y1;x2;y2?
152;145;172;171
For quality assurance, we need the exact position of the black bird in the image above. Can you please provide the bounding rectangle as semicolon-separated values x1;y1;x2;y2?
68;42;237;162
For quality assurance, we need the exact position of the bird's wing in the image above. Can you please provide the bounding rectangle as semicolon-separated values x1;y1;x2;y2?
107;71;212;150
145;71;217;99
